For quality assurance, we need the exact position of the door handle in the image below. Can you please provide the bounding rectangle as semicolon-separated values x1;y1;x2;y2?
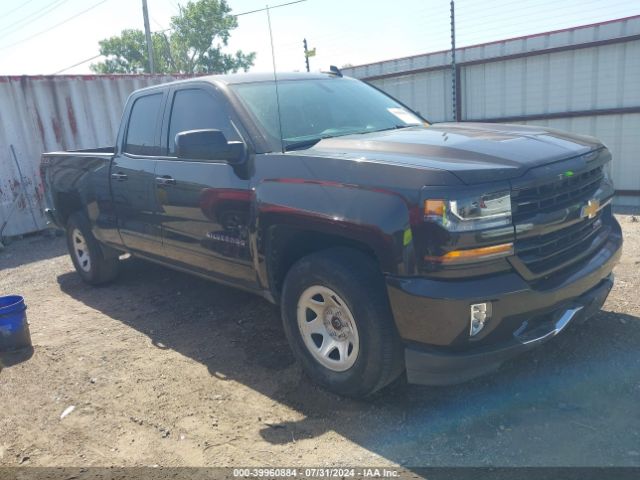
111;172;128;181
156;176;176;186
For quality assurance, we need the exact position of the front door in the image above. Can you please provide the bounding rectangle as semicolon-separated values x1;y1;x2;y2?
154;87;255;287
111;91;164;254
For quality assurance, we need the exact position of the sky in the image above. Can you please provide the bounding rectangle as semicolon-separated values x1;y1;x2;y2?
0;0;638;75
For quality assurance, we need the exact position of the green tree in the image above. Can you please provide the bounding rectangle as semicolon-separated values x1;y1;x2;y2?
91;0;255;74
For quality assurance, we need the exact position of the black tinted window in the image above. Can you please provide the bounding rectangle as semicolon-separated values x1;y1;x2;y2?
168;89;236;156
124;93;162;155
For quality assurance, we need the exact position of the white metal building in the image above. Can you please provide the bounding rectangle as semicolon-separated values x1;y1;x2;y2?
343;15;640;207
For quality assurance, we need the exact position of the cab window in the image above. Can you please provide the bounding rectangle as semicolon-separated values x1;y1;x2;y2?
167;88;237;157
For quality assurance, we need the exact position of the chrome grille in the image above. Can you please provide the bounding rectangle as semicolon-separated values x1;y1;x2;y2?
516;214;608;276
512;165;603;222
512;164;607;278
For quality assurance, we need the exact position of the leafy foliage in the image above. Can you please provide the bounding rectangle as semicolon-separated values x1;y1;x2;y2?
91;0;255;74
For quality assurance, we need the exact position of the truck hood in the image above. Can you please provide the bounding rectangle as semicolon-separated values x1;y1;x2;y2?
308;122;603;185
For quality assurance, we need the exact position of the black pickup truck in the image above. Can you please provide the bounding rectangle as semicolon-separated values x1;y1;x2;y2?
42;72;622;397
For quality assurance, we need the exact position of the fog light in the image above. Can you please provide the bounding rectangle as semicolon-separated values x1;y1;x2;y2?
470;302;492;336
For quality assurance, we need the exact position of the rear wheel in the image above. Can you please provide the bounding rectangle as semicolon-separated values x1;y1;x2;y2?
281;248;404;397
66;212;119;285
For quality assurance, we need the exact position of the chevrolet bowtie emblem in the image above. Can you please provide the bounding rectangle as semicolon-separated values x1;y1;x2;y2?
581;199;600;219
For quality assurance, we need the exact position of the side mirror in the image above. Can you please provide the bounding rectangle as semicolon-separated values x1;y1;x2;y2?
175;129;244;163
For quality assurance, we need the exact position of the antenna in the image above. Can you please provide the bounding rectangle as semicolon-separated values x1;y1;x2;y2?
266;5;285;154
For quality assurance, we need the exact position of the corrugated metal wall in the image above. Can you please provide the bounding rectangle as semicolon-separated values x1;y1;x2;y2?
371;71;454;123
0;74;188;237
343;16;640;207
461;42;640;120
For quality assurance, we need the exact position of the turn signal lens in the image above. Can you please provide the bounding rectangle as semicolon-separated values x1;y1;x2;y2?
423;192;512;231
424;243;514;265
424;199;445;217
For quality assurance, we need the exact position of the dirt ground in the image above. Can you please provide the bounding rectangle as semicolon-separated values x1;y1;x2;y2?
0;215;639;468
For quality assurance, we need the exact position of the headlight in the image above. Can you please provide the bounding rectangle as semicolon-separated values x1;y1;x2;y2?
424;191;512;231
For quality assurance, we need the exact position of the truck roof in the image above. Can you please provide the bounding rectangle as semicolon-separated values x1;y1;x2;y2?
133;71;346;94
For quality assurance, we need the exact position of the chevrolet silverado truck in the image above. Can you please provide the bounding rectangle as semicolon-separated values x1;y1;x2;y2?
41;72;622;397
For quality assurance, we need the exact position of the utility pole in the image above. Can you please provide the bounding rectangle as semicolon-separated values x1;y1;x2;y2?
142;0;155;73
303;38;315;72
450;0;457;121
303;38;309;72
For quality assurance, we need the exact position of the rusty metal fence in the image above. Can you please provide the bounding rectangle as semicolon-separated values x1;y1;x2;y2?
0;74;187;237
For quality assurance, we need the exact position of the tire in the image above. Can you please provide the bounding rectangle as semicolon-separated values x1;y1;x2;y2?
281;247;404;397
66;212;119;285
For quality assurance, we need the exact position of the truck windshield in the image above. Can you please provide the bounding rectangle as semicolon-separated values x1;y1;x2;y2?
229;78;427;152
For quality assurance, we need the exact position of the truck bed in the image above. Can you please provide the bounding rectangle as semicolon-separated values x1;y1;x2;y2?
42;146;115;157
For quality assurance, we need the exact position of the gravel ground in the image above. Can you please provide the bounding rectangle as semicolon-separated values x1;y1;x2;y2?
0;215;639;468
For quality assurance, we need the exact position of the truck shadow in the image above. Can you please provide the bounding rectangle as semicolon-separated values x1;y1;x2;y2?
0;233;67;270
57;257;640;467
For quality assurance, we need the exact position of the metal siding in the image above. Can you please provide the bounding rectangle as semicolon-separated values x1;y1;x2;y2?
518;114;640;202
369;69;454;123
0;75;186;237
342;16;640;79
343;17;640;207
461;40;640;121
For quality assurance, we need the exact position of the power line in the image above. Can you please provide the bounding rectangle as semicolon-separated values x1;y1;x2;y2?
52;25;173;74
0;0;70;38
234;0;307;17
462;1;627;30
53;0;308;75
269;5;436;51
457;0;635;18
0;0;110;52
456;0;636;27
0;0;38;18
167;0;180;14
456;3;638;37
150;14;166;31
53;54;103;74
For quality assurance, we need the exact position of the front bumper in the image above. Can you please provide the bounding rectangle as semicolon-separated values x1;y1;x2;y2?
403;276;612;385
386;217;622;386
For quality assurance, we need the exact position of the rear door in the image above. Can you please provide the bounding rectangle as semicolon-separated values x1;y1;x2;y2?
154;85;255;286
111;90;166;255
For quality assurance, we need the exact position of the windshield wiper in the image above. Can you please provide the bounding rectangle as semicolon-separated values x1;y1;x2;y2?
284;125;414;151
284;137;327;151
366;125;413;134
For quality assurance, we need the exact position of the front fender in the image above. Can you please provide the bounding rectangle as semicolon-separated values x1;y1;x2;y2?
254;178;417;286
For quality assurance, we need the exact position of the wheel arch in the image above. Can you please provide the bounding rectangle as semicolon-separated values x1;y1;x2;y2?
254;178;417;300
55;191;84;226
263;221;390;302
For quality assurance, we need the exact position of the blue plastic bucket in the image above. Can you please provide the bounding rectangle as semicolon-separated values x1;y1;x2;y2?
0;295;32;352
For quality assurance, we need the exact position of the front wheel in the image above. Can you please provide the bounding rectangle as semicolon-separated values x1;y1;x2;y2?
66;212;119;285
281;248;404;397
296;285;360;373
